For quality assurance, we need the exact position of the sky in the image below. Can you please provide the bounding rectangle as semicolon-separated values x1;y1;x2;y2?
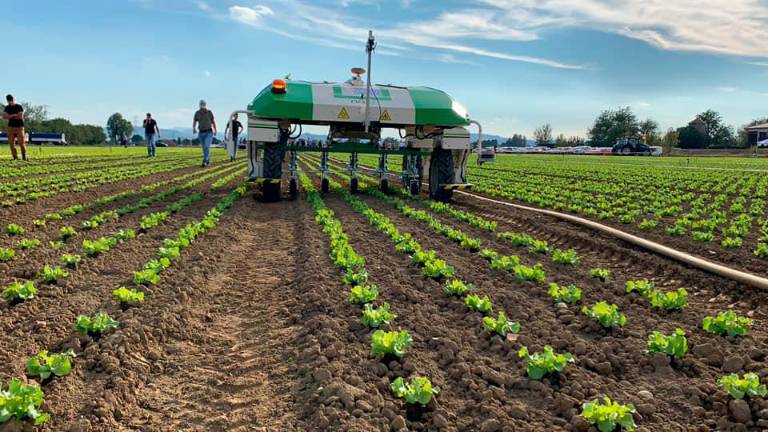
2;0;768;138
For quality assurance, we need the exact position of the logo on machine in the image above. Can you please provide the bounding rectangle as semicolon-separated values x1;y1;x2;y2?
337;107;351;120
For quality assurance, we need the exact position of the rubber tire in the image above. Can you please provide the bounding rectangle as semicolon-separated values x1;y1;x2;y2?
289;178;298;199
262;181;281;203
262;143;282;202
409;181;420;196
380;179;389;193
351;178;359;194
321;178;330;194
621;147;632;155
429;149;454;202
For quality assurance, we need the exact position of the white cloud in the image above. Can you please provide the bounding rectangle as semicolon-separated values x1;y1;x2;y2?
479;0;768;58
195;1;210;12
229;5;274;26
718;86;737;92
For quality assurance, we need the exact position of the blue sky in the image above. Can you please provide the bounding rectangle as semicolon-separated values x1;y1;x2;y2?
2;0;768;138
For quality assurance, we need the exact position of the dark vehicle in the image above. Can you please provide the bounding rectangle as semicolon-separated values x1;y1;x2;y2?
612;138;652;155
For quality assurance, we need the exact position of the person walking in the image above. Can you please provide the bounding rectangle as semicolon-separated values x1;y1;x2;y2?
2;95;27;160
193;100;216;167
225;113;243;161
143;113;160;157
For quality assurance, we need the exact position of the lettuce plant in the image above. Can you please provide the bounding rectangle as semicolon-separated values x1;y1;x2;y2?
0;247;15;262
113;229;136;242
582;302;626;328
370;330;412;358
40;265;69;284
32;219;46;227
548;283;582;304
17;239;41;250
590;268;610;281
465;294;493;314
112;287;145;306
391;376;439;405
0;379;49;425
349;284;379;305
518;345;574;380
528;240;550;254
490;255;519;271
625;280;654;296
361;303;395;328
5;223;25;235
157;246;180;260
59;226;77;240
342;268;368;286
443;279;473;297
648;288;688;311
718;373;768;399
702;310;752;337
552;248;580;265
2;280;36;302
26;349;75;380
422;259;454;280
460;237;481;251
647;328;687;358
61;254;82;269
74;312;119;336
498;232;534;246
513;264;545;282
411;249;436;266
483;311;520;337
479;249;498;261
48;240;65;249
581;397;636;432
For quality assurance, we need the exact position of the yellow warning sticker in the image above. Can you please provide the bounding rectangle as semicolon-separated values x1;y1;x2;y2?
379;110;391;121
338;107;350;120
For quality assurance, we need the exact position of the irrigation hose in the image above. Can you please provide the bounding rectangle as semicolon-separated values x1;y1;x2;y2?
455;190;768;291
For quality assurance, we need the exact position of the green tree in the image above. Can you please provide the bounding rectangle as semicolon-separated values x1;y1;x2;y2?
534;124;553;147
696;110;734;147
588;107;640;147
639;119;660;145
554;134;568;147
131;134;144;144
661;128;678;155
106;113;133;144
677;125;706;149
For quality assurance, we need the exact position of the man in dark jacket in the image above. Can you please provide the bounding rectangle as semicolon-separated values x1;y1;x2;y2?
2;95;26;160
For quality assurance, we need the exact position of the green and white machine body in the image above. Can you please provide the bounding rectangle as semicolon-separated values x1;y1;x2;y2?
226;31;487;202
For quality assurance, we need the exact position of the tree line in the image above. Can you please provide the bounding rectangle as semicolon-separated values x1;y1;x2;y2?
529;107;766;150
0;102;106;145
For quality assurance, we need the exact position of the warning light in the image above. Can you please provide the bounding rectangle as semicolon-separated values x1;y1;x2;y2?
272;79;287;94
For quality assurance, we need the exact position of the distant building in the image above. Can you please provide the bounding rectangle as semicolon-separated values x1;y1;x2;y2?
746;123;768;147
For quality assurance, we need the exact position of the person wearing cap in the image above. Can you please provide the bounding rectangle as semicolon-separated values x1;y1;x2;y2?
193;100;216;167
2;94;27;160
143;113;160;157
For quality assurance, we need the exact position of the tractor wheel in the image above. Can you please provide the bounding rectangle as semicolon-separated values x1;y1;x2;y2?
289;178;298;199
409;181;420;196
429;149;454;202
351;177;359;194
621;147;632;155
262;143;282;202
321;178;330;194
262;181;281;203
380;178;389;193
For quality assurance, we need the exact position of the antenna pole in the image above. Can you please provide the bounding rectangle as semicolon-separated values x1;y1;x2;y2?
363;30;375;133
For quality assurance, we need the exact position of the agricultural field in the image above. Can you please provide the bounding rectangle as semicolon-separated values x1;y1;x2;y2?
2;148;768;431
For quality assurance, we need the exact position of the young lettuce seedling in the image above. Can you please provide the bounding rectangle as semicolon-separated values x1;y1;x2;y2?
582;302;626;329
26;350;75;380
74;312;119;336
490;255;519;271
548;283;582;304
5;223;26;235
17;238;41;250
422;259;454;280
59;226;77;240
443;279;473;297
61;254;82;269
482;311;520;337
625;280;654;296
0;379;50;425
342;268;368;286
718;373;768;400
361;303;396;328
0;247;15;262
349;284;379;305
580;397;636;432
112;287;145;307
552;248;580;265
648;288;688;311
702;310;752;337
528;240;550;254
647;328;687;359
391;376;440;405
479;249;498;261
370;330;412;358
2;280;37;302
590;268;610;282
513;264;546;282
518;345;574;380
465;294;493;314
40;265;69;284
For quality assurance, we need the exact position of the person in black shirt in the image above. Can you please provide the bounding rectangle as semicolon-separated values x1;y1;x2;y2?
2;94;26;160
143;113;160;157
225;113;243;161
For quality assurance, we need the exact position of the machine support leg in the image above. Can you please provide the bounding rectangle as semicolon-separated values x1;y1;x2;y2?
377;153;389;192
289;150;298;180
